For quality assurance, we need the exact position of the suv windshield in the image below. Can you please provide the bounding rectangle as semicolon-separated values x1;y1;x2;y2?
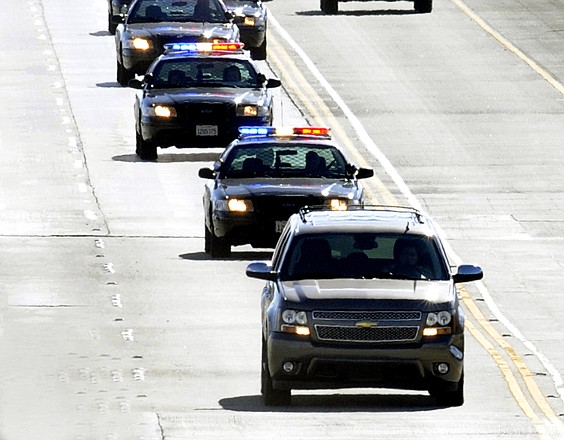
281;233;450;281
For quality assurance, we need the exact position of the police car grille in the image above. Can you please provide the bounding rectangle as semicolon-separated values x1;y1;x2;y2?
315;325;419;343
254;195;325;217
312;311;421;321
177;103;234;123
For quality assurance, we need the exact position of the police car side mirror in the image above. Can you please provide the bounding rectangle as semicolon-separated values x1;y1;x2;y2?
356;168;374;180
198;168;215;179
266;78;281;88
127;78;143;89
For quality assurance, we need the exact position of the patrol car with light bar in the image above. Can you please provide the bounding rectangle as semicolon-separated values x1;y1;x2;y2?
198;126;374;257
128;43;280;160
115;0;240;85
246;205;483;406
223;0;268;60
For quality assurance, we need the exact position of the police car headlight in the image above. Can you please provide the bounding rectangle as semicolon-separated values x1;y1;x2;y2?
244;16;256;26
237;105;259;117
147;105;177;118
328;199;349;211
133;38;151;50
215;199;254;212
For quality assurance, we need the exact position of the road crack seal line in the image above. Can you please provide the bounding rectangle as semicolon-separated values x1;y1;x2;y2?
31;0;110;236
451;0;564;97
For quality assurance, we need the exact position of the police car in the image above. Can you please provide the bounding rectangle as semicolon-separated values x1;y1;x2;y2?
115;0;240;86
128;42;281;160
223;0;268;60
198;126;374;257
107;0;132;34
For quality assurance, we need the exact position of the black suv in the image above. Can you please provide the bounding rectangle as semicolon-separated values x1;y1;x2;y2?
246;206;483;406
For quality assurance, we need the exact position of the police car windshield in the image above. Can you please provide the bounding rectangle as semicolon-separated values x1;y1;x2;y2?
150;59;258;88
281;233;450;281
222;144;349;179
128;0;229;24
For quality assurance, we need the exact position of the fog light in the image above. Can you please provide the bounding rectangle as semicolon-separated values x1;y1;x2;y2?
436;363;449;374
282;362;295;374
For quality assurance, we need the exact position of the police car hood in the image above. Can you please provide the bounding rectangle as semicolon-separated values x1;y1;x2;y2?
281;278;454;304
225;2;262;16
145;88;264;105
126;22;235;40
221;178;355;198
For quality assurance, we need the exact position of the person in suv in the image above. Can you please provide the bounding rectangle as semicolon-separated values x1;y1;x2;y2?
246;205;483;407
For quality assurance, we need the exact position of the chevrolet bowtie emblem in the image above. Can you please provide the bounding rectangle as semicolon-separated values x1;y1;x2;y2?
356;321;378;329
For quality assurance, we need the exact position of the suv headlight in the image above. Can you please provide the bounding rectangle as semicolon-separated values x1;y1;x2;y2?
423;311;453;337
280;309;310;336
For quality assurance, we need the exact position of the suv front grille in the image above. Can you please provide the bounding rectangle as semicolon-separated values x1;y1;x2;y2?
315;325;418;343
312;311;421;321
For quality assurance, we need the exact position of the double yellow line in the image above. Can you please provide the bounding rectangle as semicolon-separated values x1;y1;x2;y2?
266;4;564;436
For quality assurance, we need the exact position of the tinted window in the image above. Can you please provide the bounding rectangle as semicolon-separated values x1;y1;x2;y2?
150;59;258;88
281;233;449;281
222;143;348;178
128;0;228;24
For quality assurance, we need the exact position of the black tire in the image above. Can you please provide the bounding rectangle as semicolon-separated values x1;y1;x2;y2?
204;222;211;254
135;131;158;160
430;373;464;407
250;37;267;61
108;14;118;34
117;59;134;86
320;0;338;14
261;339;291;406
209;228;231;258
414;0;432;13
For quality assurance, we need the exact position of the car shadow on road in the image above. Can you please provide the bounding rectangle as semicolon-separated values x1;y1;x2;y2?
112;151;220;163
296;8;418;16
179;251;273;261
219;392;439;412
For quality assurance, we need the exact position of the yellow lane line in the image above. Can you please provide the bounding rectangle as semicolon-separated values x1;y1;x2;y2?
465;319;547;437
268;15;562;432
269;32;397;205
452;0;564;96
461;288;564;434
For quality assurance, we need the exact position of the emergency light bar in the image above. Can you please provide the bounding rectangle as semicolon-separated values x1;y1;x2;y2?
164;42;244;52
239;126;331;138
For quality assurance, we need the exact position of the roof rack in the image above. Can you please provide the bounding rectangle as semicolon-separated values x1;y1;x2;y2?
297;204;424;224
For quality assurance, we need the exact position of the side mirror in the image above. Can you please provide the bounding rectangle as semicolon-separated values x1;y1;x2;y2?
198;168;215;179
246;262;277;281
452;264;483;284
266;78;281;88
355;167;374;180
127;78;143;89
111;15;124;25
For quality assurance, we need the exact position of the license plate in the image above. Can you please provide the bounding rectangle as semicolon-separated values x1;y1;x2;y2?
275;221;287;233
196;125;218;136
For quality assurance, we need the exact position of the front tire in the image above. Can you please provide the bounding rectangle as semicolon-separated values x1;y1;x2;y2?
414;0;432;13
209;227;231;258
117;59;134;86
320;0;338;14
250;37;267;61
430;373;464;407
261;339;291;406
136;131;158;160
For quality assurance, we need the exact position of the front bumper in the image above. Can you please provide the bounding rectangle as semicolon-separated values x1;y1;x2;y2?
212;210;286;248
238;26;266;48
122;49;160;75
267;331;464;392
141;116;270;149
